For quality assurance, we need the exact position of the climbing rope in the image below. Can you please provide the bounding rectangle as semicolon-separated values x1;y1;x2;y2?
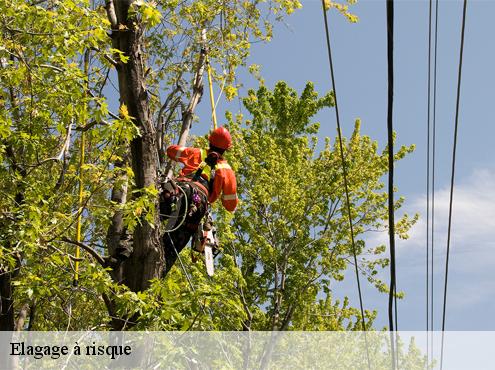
165;233;215;324
161;184;189;233
167;232;240;330
205;51;218;130
73;130;85;287
320;3;371;369
440;1;468;369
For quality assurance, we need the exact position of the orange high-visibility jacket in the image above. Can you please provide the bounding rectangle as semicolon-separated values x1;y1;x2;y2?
166;145;238;212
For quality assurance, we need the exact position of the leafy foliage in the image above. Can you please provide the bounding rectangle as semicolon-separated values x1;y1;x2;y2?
0;0;306;330
219;81;416;330
0;0;419;336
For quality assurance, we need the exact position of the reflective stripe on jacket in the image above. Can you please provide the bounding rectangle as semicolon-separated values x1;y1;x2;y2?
166;145;238;212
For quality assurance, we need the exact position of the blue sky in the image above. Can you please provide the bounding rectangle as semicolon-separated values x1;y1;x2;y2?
194;0;495;330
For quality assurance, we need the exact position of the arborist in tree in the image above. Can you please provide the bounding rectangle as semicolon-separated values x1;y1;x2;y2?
161;126;238;274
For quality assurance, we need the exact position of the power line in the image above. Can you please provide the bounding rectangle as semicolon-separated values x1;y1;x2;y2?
320;3;371;368
431;0;439;342
426;0;433;359
441;0;468;369
386;1;398;369
427;0;439;362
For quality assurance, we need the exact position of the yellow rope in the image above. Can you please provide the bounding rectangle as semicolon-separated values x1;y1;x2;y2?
74;51;89;286
74;130;84;286
206;53;218;130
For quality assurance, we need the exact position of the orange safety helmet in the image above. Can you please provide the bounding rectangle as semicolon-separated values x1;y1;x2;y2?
208;126;232;150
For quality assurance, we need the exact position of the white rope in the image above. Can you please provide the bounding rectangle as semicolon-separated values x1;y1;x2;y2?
162;184;189;233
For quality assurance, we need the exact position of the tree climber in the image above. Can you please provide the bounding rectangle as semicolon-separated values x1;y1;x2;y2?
161;126;238;274
104;127;237;274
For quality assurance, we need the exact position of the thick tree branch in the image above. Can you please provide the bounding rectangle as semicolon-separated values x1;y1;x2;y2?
165;31;208;179
280;303;295;331
105;0;118;29
107;0;164;293
106;159;128;283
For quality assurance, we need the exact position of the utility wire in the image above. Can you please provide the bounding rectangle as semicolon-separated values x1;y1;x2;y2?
386;0;398;368
429;0;440;361
441;0;468;369
320;3;371;369
431;0;439;346
426;0;433;363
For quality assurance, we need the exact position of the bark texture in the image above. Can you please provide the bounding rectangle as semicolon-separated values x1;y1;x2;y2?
102;3;207;330
108;0;163;293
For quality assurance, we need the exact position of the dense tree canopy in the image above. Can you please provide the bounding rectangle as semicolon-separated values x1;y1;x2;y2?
0;0;420;337
220;81;416;330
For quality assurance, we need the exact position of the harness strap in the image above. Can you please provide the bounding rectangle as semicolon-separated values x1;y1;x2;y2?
176;176;209;198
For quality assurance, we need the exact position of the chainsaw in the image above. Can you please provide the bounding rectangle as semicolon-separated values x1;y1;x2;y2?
191;214;219;276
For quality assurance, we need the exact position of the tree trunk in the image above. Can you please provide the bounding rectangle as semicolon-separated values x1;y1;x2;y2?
110;0;163;293
0;274;15;331
102;4;208;323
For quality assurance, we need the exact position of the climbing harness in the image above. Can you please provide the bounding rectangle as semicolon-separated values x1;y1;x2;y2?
159;168;218;275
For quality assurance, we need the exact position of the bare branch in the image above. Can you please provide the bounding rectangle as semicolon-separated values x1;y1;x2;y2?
156;83;183;165
32;122;72;167
90;47;119;67
3;25;58;37
46;242;83;262
61;237;106;267
165;30;208;179
105;0;118;29
38;63;64;73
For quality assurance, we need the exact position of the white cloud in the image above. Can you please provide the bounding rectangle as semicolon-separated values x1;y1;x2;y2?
366;168;495;255
404;168;495;252
360;168;495;329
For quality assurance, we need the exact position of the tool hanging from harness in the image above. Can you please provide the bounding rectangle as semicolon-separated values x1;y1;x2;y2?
191;211;218;276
